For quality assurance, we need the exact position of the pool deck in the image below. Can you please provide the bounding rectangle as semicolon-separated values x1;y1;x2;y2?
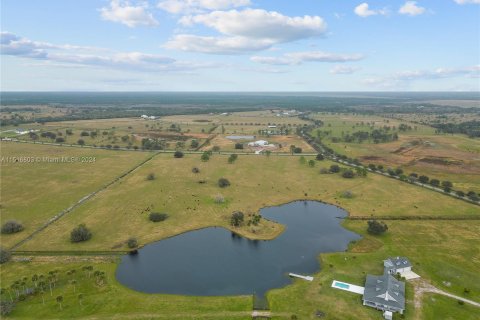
331;280;365;295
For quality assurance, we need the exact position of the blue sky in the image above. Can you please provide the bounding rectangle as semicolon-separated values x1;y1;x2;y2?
1;0;479;91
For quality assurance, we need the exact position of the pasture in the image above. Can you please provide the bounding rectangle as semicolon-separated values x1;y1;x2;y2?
0;142;150;248
14;152;479;252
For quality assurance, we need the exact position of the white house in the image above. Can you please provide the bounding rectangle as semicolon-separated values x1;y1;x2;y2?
384;257;412;275
248;140;269;147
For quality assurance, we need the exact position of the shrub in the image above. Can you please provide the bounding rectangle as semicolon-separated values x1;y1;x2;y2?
127;238;138;248
228;154;238;164
55;137;65;143
70;224;92;242
293;147;302;154
0;247;11;264
234;143;243;149
192;167;200;173
341;191;354;199
430;179;440;187
368;164;376;170
456;190;465;197
319;168;329;174
367;220;388;235
146;173;155;180
308;160;315;167
342;170;355;178
329;164;340;173
218;178;230;188
190;140;199;148
77;139;85;146
316;154;324;161
1;220;24;234
214;194;225;204
174;151;184;158
0;300;15;316
230;211;244;227
418;175;429;184
212;146;221;152
201;152;210;162
149;212;168;222
80;131;90;136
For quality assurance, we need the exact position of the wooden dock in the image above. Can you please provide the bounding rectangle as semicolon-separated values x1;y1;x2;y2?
288;273;314;281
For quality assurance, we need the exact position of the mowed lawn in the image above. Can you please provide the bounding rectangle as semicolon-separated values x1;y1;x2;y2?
17;153;479;251
268;220;480;319
0;142;150;248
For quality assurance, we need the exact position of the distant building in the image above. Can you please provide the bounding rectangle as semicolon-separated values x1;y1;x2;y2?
248;140;269;147
363;273;405;317
384;257;412;275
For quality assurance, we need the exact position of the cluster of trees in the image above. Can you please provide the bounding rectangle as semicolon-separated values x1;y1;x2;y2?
330;128;400;144
323;164;367;178
432;121;480;138
230;211;244;227
367;220;388;235
70;224;92;243
141;138;166;150
0;265;107;315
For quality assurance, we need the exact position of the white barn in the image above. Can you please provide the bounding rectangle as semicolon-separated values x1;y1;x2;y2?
248;140;269;147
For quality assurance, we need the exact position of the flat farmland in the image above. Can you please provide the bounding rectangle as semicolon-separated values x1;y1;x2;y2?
16;153;479;251
0;142;150;248
7;117;213;150
313;113;480;193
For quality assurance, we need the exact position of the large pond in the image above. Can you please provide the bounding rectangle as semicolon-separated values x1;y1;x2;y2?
116;201;361;296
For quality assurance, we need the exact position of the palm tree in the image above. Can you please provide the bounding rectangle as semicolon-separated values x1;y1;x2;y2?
38;281;46;304
47;276;54;296
71;280;77;293
56;295;63;310
32;274;38;287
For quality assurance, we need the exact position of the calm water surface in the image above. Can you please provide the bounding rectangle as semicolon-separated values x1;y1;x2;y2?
116;201;360;296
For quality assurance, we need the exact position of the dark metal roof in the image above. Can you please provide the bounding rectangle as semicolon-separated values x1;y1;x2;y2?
363;273;405;310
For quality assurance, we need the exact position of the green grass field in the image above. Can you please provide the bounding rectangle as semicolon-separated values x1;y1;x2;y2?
0;142;150;248
13;152;479;252
1;111;479;319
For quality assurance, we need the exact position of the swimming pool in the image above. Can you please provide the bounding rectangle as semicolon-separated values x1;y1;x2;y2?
334;281;350;289
331;280;365;294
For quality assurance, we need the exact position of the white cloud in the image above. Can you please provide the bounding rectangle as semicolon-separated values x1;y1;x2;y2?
399;1;426;16
354;3;388;17
330;65;361;74
167;9;327;54
165;35;274;54
251;51;364;65
1;32;221;73
454;0;480;4
100;0;159;28
180;9;326;42
158;0;251;14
